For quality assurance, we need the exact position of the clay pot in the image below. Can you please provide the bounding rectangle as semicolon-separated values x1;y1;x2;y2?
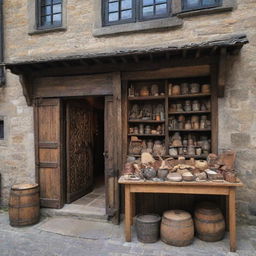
187;146;195;155
140;86;149;96
195;147;202;156
172;85;181;95
142;167;157;180
185;121;192;130
182;172;195;181
205;169;218;180
192;100;200;111
190;83;200;94
181;83;189;95
178;115;186;122
224;172;237;183
157;169;169;180
184;101;192;112
201;84;210;94
123;163;135;175
191;115;199;123
195;160;208;171
167;173;182;182
169;147;178;156
176;104;183;112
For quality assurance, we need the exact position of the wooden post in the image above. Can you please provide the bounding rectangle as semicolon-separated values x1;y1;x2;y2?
125;185;132;242
229;188;236;252
218;47;227;97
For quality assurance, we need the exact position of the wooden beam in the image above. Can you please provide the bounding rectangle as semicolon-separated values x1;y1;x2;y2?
211;46;218;55
20;56;216;78
120;57;127;63
110;58;117;64
122;65;210;80
19;73;33;106
195;49;201;58
93;58;103;64
182;49;187;58
33;73;113;98
165;52;170;60
218;47;227;97
132;55;139;63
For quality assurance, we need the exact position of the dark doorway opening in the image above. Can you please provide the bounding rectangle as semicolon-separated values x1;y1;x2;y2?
64;97;105;211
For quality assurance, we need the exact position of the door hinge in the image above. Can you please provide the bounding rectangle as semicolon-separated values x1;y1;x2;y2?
106;168;119;177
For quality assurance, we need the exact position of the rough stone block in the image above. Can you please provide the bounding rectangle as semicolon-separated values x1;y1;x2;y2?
231;133;251;147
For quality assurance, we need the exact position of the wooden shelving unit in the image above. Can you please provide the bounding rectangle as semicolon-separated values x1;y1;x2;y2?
126;77;217;160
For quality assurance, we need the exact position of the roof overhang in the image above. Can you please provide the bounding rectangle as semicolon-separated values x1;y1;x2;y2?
5;33;248;76
4;33;249;106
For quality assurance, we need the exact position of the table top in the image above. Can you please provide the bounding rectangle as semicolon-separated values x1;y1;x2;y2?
118;176;243;187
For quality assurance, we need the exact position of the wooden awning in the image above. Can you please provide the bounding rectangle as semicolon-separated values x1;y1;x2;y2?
5;33;248;105
6;33;248;74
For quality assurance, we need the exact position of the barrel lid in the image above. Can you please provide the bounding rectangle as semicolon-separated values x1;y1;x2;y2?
163;210;191;220
12;184;38;190
136;214;161;223
196;201;219;210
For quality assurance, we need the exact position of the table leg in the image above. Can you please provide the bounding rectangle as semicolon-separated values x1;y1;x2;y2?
131;193;135;225
125;185;132;242
229;188;236;252
226;195;229;231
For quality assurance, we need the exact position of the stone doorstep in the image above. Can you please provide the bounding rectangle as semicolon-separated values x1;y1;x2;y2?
41;206;109;223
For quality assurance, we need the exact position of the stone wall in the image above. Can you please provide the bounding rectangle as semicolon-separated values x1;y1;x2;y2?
0;71;35;206
0;0;256;223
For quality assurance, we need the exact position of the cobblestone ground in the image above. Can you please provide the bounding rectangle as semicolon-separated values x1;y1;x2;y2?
0;212;255;256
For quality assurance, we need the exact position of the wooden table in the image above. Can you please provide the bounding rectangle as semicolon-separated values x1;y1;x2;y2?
118;176;243;252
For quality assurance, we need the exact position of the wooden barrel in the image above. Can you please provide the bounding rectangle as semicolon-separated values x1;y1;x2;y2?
160;210;194;247
9;184;40;227
194;202;225;242
135;214;161;243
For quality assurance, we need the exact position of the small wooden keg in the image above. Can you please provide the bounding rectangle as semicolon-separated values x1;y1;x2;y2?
194;202;225;242
161;210;194;247
9;184;40;227
135;214;161;243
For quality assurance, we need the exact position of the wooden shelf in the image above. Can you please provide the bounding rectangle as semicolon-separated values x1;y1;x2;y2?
129;120;165;123
168;93;211;99
128;96;165;101
169;111;211;115
169;129;211;132
128;154;208;159
168;155;208;159
128;134;165;137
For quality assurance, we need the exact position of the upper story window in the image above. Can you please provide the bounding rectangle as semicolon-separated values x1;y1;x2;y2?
103;0;171;26
182;0;220;11
37;0;62;29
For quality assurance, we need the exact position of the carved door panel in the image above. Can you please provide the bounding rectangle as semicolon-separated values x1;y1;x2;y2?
66;100;94;203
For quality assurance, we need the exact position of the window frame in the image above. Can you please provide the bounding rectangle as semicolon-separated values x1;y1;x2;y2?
182;0;222;12
36;0;63;30
102;0;172;26
138;0;172;22
103;0;136;26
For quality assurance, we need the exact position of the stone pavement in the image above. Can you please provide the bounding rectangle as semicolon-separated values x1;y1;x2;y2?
0;212;255;256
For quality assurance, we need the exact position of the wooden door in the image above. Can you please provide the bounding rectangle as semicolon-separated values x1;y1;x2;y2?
34;98;64;208
105;96;119;223
66;101;94;203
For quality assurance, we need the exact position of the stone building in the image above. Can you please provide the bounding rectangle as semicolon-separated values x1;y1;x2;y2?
0;0;255;225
